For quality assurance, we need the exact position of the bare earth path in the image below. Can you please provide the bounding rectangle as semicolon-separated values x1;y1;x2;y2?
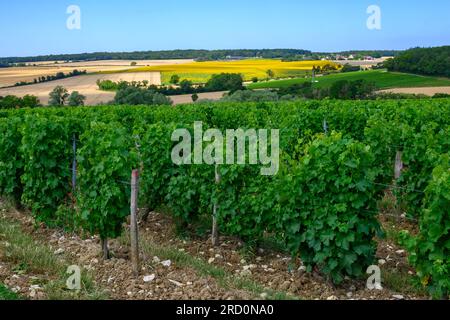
379;86;450;96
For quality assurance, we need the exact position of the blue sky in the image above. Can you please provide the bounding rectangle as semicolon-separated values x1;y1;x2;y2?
0;0;449;57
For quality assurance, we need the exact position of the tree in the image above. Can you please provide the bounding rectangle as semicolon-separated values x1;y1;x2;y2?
179;79;193;93
205;73;244;93
341;63;361;73
251;77;258;83
221;90;279;102
22;95;41;108
0;95;41;109
48;86;69;106
0;95;21;109
191;93;199;102
130;61;137;66
322;64;338;72
266;69;275;79
114;86;172;105
170;74;180;85
329;80;376;99
384;46;450;78
68;91;86;106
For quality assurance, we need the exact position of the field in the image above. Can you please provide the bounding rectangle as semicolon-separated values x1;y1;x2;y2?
0;72;160;105
380;86;450;95
0;59;193;88
0;59;341;105
0;99;448;300
115;59;340;84
247;69;450;90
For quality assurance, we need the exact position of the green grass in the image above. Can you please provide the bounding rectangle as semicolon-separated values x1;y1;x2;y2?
247;70;450;90
382;269;427;296
0;215;60;274
0;205;106;300
0;283;20;300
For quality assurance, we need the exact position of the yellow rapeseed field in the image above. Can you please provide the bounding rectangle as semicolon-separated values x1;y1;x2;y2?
118;59;340;84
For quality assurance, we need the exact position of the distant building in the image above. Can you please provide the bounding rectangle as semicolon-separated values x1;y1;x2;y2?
225;56;247;61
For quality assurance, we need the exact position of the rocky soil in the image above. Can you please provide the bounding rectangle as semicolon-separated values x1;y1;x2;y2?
0;203;428;300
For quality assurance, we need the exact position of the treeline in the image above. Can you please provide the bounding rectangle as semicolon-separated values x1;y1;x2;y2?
384;46;450;78
221;81;450;102
218;80;376;102
14;69;87;87
278;80;377;100
98;73;244;96
0;95;41;109
0;49;312;64
106;73;245;105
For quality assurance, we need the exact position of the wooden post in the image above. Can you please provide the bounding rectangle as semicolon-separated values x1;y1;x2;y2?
394;151;403;180
72;134;77;192
101;238;109;260
323;119;328;134
212;165;220;247
130;169;140;276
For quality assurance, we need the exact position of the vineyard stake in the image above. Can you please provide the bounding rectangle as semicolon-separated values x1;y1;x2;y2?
72;134;76;192
130;169;140;276
101;238;109;260
212;164;220;246
394;151;403;180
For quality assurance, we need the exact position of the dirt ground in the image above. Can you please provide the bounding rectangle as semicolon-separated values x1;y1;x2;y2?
170;91;227;104
0;73;160;105
0;78;225;105
379;86;450;96
0;200;429;301
24;59;195;68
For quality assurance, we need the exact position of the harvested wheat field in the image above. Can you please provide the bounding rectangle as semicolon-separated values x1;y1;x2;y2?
0;59;193;88
22;59;194;67
0;72;161;105
379;86;450;96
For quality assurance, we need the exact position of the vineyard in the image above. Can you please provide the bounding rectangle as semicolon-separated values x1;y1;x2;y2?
0;99;449;299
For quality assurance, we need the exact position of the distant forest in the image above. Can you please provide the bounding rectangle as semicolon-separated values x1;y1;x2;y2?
0;49;401;65
0;49;311;64
384;46;450;78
